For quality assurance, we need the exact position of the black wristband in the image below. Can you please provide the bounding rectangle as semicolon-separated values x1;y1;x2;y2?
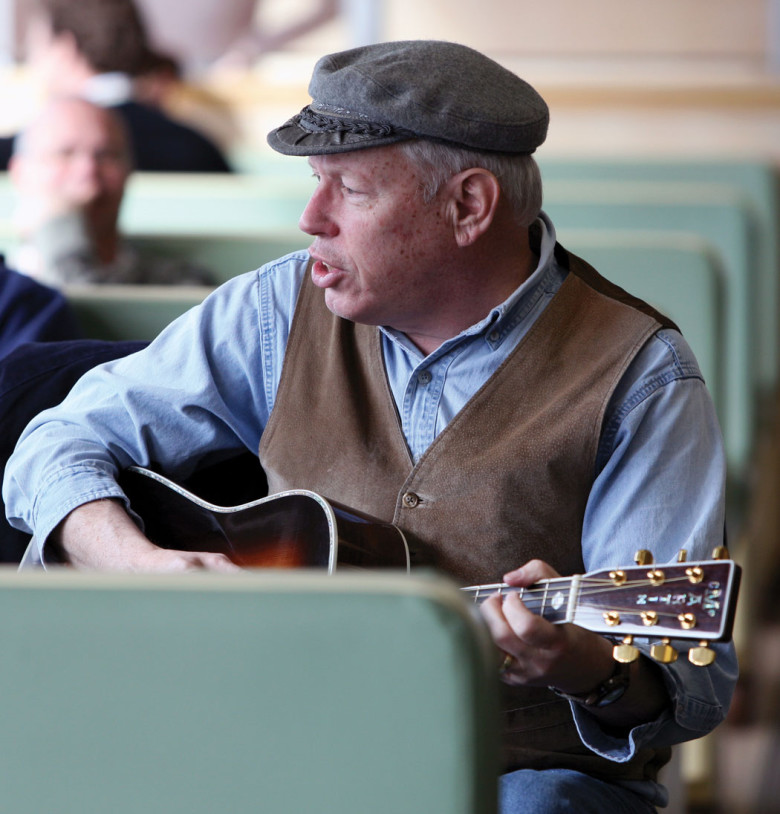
550;659;631;708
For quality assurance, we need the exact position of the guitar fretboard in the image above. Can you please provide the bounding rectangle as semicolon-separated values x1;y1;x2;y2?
463;576;579;624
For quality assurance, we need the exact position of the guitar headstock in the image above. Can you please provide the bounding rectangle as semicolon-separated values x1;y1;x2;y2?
575;549;741;667
462;548;741;667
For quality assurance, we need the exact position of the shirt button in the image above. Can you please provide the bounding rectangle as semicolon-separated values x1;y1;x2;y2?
488;330;500;343
417;370;432;385
402;492;420;508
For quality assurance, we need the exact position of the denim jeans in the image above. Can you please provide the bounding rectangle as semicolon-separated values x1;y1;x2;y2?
500;768;658;813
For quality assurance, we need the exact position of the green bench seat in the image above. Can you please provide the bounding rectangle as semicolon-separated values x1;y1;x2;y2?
0;569;499;814
546;181;755;477
65;284;213;341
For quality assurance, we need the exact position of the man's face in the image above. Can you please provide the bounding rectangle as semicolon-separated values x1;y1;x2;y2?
14;99;130;225
300;146;457;343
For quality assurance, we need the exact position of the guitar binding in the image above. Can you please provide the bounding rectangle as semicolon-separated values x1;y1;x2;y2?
121;466;410;572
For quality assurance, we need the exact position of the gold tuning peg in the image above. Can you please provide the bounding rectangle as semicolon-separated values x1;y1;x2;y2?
689;641;717;667
677;550;688;563
651;638;678;664
613;635;640;663
634;549;654;566
711;546;730;560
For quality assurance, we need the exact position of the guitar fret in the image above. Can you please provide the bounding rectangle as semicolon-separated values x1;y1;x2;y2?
565;575;579;624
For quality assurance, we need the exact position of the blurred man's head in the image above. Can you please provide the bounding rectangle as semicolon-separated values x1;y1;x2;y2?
25;0;151;94
10;97;131;239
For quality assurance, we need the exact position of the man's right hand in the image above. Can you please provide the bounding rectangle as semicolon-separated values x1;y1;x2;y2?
51;498;240;573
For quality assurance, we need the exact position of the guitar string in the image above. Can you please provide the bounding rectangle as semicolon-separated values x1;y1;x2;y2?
464;575;723;622
464;574;719;600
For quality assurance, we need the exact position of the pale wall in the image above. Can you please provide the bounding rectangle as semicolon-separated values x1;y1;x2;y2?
383;0;767;61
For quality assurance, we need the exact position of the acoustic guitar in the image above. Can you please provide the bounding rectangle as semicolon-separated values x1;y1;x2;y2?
118;466;740;666
29;465;736;666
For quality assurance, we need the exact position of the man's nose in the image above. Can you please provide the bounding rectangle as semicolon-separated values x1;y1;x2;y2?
298;186;336;237
70;151;102;177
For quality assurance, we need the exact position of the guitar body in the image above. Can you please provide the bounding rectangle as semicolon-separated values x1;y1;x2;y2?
120;466;410;572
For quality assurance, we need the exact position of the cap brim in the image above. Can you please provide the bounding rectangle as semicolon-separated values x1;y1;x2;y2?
267;115;412;157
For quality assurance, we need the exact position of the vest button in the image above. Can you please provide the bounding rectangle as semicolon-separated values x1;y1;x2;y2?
402;492;420;508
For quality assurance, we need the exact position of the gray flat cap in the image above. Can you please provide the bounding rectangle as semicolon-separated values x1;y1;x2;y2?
267;40;549;156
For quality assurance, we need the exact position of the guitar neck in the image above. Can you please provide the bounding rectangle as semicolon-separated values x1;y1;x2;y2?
463;577;578;624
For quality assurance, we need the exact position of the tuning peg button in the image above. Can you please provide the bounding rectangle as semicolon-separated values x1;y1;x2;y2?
634;549;654;566
651;638;678;664
689;642;716;667
613;636;640;663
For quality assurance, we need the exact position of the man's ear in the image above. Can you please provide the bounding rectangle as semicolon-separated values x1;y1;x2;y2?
447;168;502;247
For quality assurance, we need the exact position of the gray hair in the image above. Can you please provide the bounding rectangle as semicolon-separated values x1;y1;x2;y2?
397;140;543;228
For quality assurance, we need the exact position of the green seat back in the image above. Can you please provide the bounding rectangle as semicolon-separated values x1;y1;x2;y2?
545;182;755;476
65;284;213;341
128;232;307;283
564;230;723;421
120;173;313;235
0;570;499;814
539;159;778;391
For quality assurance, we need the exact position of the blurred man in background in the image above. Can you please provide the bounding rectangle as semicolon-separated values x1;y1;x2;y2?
0;0;232;173
9;97;213;285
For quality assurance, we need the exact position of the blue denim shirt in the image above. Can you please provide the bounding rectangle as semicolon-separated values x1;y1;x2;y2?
3;214;736;805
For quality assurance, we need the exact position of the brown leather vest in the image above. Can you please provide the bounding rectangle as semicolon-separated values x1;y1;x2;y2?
259;246;676;781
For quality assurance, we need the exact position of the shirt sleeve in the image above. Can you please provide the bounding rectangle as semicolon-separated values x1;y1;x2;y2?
2;252;309;551
573;327;738;759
